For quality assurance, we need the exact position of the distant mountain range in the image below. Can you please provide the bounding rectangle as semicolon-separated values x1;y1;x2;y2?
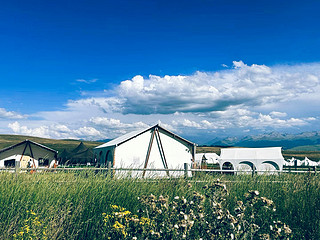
208;131;320;150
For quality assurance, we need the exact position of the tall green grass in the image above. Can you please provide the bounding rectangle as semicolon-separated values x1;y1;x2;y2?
1;172;319;239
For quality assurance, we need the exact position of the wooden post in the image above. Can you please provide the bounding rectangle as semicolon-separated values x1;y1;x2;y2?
184;163;188;179
15;160;20;177
143;129;156;177
107;161;112;178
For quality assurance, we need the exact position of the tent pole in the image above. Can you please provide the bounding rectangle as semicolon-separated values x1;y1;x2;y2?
28;141;36;172
155;128;169;176
18;142;29;166
143;129;156;177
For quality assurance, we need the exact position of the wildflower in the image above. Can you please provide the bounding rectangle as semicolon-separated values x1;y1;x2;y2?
113;221;125;230
122;210;131;216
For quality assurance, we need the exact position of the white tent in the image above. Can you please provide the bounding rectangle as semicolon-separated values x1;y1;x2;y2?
301;157;318;166
283;157;295;166
203;153;219;164
0;140;58;168
219;147;284;174
0;154;38;168
94;124;196;177
195;153;204;166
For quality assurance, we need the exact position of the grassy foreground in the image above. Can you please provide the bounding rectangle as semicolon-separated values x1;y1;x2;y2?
0;172;319;239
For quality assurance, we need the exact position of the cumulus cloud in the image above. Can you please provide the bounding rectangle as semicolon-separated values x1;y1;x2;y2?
270;111;287;118
0;108;25;119
4;61;320;141
8;121;102;140
170;106;316;131
75;61;320;116
90;117;149;136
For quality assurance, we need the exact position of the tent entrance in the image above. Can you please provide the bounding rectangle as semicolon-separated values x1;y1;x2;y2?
4;159;15;168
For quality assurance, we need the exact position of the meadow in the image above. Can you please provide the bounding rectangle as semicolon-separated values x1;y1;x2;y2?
1;171;319;239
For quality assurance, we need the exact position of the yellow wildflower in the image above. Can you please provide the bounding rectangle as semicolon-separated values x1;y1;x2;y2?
122;210;131;216
113;221;125;230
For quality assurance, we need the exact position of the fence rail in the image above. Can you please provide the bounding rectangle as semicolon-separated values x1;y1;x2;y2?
1;163;318;177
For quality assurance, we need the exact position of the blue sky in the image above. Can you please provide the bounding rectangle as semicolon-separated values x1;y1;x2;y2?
1;0;320;143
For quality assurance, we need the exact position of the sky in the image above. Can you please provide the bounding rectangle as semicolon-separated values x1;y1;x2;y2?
1;0;320;144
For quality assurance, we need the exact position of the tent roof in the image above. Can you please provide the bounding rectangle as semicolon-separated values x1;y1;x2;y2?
72;142;88;154
95;124;195;149
220;147;284;160
0;139;58;161
0;139;57;155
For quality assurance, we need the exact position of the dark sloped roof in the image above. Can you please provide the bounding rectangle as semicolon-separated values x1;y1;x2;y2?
0;139;57;154
71;142;88;154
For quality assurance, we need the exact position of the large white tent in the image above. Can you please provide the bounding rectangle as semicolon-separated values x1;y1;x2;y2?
94;124;196;177
219;147;284;174
0;140;58;168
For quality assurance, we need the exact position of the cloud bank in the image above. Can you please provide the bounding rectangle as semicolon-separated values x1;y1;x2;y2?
3;61;320;142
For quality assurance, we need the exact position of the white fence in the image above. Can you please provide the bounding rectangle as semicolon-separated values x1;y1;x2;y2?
1;161;318;177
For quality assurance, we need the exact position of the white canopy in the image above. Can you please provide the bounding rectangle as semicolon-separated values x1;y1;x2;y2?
220;147;284;160
301;157;318;166
203;153;219;164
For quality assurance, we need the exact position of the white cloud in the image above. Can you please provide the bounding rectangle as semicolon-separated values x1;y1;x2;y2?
3;61;320;141
78;61;319;115
0;108;25;119
89;117;149;137
270;111;287;118
8;121;102;140
76;78;98;84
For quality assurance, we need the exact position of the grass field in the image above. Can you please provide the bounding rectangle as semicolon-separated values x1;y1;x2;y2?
1;172;319;239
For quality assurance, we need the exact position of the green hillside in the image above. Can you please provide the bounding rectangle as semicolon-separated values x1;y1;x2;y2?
288;144;320;151
0;134;102;153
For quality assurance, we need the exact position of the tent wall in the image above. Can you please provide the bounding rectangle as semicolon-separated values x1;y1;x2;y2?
94;126;195;177
115;129;193;169
219;147;284;173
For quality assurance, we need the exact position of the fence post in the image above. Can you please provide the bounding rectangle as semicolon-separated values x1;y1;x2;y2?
107;161;112;178
314;166;317;175
184;163;188;179
15;160;20;177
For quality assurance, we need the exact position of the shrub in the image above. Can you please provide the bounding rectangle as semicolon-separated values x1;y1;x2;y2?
102;180;292;239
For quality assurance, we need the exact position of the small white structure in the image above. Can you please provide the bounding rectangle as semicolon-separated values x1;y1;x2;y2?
0;154;38;168
203;153;219;164
94;124;196;177
219;147;284;174
195;153;204;167
301;157;318;166
0;140;58;169
284;157;295;166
